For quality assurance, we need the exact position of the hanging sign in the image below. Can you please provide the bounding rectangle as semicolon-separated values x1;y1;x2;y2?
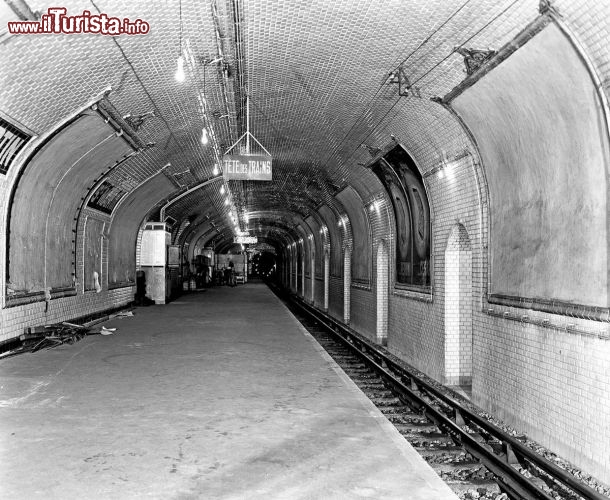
222;154;272;181
234;236;258;244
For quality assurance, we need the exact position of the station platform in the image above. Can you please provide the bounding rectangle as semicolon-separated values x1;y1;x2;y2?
0;282;458;500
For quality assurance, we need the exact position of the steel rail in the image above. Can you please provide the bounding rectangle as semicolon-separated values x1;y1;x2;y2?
287;293;607;500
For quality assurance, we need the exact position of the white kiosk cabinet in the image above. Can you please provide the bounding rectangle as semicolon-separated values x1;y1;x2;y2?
140;222;171;304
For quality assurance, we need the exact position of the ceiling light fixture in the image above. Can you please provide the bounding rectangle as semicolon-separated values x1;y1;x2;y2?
224;198;229;206
201;127;209;145
220;185;225;195
175;56;185;82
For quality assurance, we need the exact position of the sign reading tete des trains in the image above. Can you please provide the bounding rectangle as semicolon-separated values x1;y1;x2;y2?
234;236;258;244
222;154;272;181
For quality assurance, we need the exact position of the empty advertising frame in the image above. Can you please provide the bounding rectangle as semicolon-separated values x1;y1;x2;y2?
371;146;431;290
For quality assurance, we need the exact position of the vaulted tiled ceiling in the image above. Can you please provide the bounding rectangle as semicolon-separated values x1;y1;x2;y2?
1;0;576;249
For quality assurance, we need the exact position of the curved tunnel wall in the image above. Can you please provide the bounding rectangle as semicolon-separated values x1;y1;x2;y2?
82;216;106;292
108;173;175;286
305;214;324;306
317;203;345;321
336;186;371;284
0;2;609;486
448;18;610;476
318;204;342;277
7;112;132;294
185;222;218;264
452;22;610;309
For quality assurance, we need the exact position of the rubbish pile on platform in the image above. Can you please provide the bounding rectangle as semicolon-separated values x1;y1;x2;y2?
0;309;135;360
20;323;89;353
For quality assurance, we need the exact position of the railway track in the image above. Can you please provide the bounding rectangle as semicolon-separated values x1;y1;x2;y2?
271;285;608;500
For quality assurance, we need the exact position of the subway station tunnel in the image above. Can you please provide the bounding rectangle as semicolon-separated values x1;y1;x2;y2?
1;0;610;498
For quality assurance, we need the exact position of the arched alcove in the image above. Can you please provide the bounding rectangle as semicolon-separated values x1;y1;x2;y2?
444;223;472;387
343;246;352;324
376;240;389;345
324;249;330;311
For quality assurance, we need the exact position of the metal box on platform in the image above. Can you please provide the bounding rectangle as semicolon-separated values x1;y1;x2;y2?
140;222;171;304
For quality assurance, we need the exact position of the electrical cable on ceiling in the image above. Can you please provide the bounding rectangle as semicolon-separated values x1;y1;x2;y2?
411;0;522;88
87;0;181;158
210;0;240;226
230;0;249;229
175;0;185;82
334;0;524;170
393;0;477;73
318;0;476;173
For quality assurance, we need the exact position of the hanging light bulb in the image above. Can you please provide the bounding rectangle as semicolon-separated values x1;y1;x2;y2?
220;185;225;195
201;127;209;145
175;55;185;82
224;198;229;206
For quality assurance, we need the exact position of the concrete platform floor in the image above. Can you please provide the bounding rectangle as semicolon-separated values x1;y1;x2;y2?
0;283;458;500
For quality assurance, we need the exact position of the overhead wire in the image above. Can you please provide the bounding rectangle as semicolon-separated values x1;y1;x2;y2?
320;0;476;171
88;0;180;147
337;0;524;170
232;0;247;226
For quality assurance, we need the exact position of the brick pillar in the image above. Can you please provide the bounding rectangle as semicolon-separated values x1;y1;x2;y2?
376;240;389;345
343;247;351;324
324;250;329;311
444;224;472;386
293;250;297;292
310;255;315;303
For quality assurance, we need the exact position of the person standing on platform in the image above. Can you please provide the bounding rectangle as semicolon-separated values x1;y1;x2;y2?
228;259;236;287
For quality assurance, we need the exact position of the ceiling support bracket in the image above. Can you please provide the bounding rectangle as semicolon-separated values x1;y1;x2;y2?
388;65;421;98
453;47;498;76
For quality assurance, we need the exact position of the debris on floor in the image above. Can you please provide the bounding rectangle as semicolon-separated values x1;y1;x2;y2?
110;310;134;319
0;308;136;360
19;323;89;354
